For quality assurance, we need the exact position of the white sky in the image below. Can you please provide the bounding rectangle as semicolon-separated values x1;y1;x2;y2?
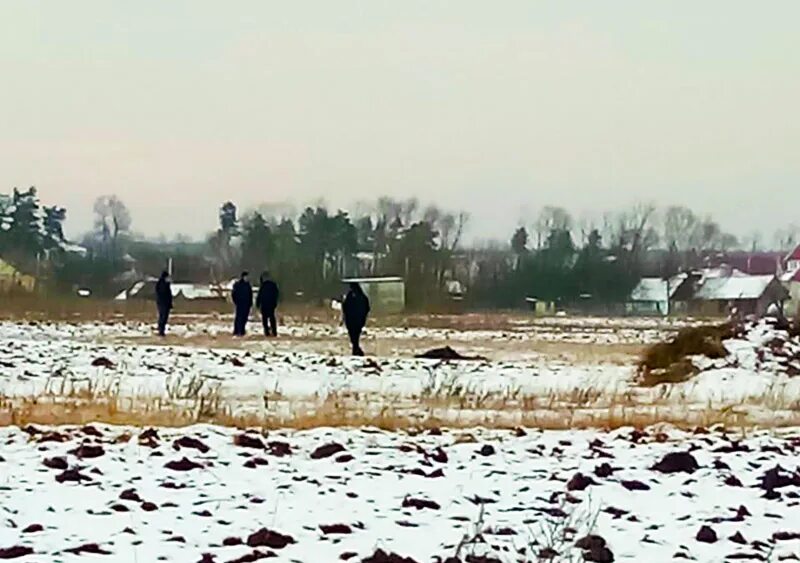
1;1;798;243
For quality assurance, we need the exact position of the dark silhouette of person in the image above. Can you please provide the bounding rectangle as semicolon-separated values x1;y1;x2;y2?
342;282;370;356
256;271;280;337
231;271;253;336
155;271;173;337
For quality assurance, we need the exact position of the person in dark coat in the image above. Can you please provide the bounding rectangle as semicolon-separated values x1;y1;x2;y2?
342;282;370;356
256;271;280;337
155;271;173;337
231;271;253;336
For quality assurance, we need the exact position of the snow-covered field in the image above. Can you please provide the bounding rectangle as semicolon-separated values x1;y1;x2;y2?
1;319;799;425
1;317;799;561
1;424;799;562
0;317;797;430
0;315;693;347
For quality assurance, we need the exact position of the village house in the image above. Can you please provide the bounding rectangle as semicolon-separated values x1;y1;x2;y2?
689;274;787;317
782;244;800;317
786;244;800;273
115;278;226;303
626;274;690;316
627;267;789;318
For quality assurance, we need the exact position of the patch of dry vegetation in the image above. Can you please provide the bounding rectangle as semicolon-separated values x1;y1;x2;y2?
3;385;799;431
637;324;736;386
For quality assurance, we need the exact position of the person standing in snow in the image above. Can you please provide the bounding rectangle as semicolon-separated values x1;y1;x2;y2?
342;282;370;356
231;271;253;336
256;271;280;337
155;271;173;337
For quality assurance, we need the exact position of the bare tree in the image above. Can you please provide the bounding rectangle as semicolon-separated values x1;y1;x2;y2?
663;206;699;251
606;203;659;274
743;231;763;252
93;195;132;259
533;206;572;248
773;224;800;251
575;213;599;246
439;211;469;252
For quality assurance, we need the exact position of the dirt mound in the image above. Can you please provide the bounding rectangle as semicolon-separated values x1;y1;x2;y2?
638;319;800;386
415;346;487;362
638;324;734;386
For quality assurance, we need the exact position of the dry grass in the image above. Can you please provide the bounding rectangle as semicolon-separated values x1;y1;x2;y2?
3;387;798;432
5;355;800;431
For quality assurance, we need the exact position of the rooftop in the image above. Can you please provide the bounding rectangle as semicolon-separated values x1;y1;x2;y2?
786;244;800;263
693;274;777;301
629;275;687;302
341;276;404;284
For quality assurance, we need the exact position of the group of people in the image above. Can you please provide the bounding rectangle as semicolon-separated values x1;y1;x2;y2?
155;271;371;355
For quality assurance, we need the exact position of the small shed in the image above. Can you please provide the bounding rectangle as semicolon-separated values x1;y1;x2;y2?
627;278;669;316
690;274;788;317
525;297;556;316
626;275;689;316
342;276;405;314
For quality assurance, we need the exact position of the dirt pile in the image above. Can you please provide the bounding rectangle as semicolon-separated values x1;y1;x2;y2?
638;320;800;386
415;346;487;362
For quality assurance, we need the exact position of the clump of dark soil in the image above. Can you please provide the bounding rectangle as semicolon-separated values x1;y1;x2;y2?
415;346;487;362
638;323;734;386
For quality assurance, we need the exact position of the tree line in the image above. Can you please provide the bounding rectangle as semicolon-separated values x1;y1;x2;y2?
1;187;798;310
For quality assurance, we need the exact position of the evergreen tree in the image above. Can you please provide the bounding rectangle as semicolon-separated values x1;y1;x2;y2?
240;212;273;275
219;202;239;236
43;206;67;250
5;187;45;267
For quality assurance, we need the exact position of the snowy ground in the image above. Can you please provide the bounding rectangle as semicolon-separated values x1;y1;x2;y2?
0;319;799;426
1;424;800;562
0;315;692;348
1;318;800;561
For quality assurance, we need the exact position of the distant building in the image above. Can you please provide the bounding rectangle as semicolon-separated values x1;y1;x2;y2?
525;297;556;316
706;251;786;276
115;278;226;302
786;244;800;273
0;258;36;293
627;269;789;318
689;274;788;317
626;275;688;316
781;268;800;319
341;276;405;314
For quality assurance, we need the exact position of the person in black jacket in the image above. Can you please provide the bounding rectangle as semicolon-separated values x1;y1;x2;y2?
342;282;370;356
155;271;173;337
256;271;280;337
231;271;253;336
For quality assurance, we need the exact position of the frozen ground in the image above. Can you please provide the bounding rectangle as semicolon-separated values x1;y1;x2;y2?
0;319;799;426
1;318;799;561
0;315;693;351
1;424;799;562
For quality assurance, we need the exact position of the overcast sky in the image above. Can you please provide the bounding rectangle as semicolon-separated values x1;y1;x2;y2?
1;1;798;243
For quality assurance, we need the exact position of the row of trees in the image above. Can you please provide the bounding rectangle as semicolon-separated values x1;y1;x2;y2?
471;204;799;309
208;198;468;307
2;187;798;309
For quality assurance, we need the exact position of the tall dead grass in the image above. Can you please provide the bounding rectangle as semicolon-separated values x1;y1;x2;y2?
3;389;798;431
